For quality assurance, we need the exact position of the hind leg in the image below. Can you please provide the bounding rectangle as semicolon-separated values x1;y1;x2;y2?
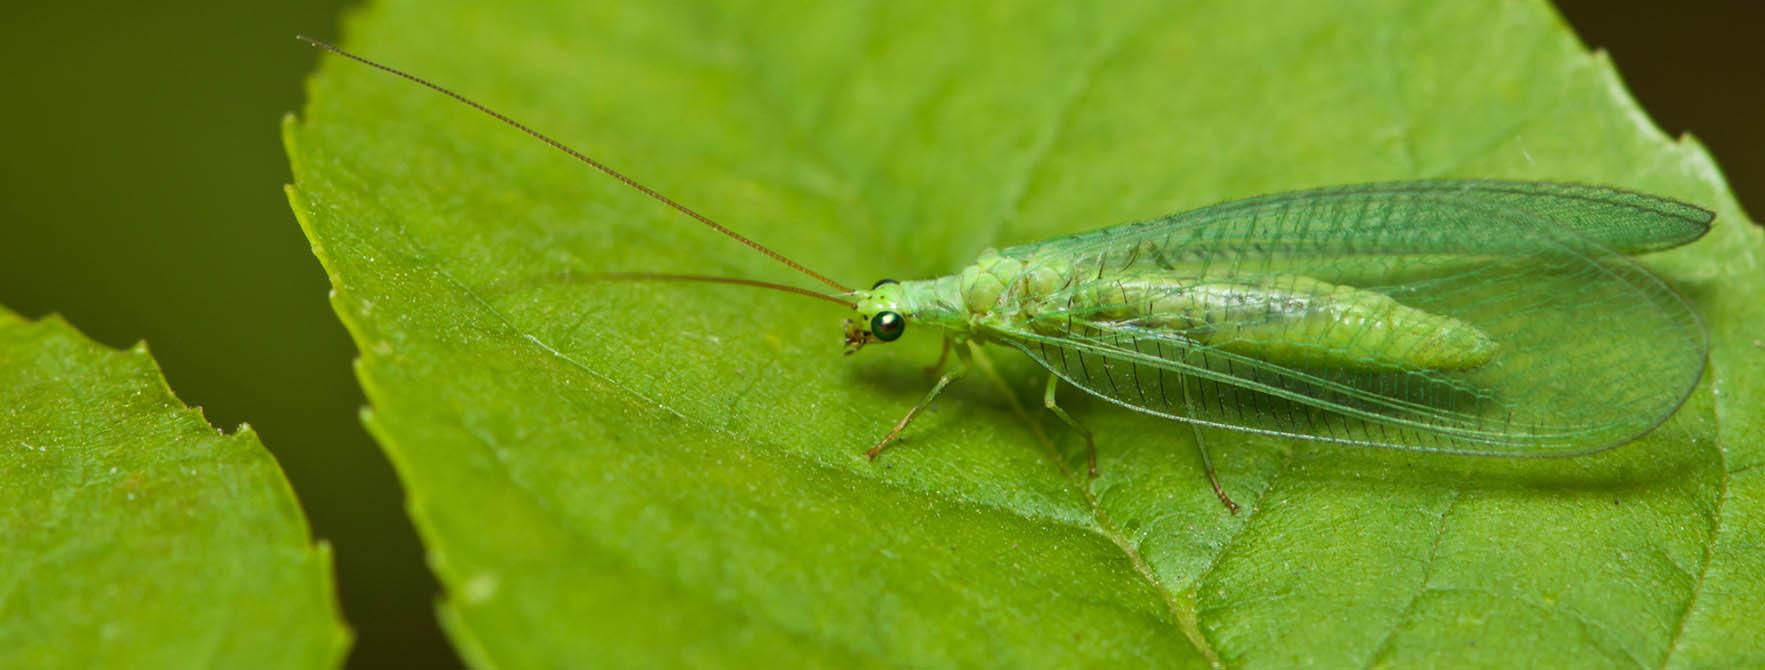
1177;372;1240;513
1190;424;1239;513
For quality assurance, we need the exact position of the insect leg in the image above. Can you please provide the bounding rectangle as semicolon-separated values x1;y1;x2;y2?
864;349;969;461
1178;371;1241;514
1191;425;1239;514
924;335;954;378
1042;374;1098;478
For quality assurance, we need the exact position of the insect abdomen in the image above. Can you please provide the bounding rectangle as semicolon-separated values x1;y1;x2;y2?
1048;274;1498;372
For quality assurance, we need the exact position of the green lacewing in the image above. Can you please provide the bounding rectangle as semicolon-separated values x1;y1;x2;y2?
301;37;1712;512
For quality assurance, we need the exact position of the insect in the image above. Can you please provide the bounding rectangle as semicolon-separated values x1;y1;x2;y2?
301;37;1712;512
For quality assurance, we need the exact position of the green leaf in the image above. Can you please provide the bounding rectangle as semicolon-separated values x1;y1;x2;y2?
286;0;1765;666
0;308;349;668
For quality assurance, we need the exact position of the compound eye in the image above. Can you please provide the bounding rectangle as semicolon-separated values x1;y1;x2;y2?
871;278;899;289
870;311;905;342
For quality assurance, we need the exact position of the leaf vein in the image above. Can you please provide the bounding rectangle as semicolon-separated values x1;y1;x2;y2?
1363;489;1462;667
1657;366;1730;669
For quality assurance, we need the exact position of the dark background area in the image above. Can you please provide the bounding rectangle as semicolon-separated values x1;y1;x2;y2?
1557;1;1763;218
0;2;1756;667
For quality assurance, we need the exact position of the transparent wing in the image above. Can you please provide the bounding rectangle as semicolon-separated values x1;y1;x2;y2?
988;181;1711;455
999;180;1711;261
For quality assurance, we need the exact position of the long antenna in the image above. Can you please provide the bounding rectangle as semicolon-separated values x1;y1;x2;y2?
297;35;852;294
578;273;855;308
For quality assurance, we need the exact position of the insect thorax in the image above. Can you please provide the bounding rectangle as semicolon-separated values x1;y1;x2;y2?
889;276;970;333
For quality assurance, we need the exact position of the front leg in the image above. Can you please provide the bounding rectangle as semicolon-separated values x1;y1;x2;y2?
923;335;953;378
865;343;970;461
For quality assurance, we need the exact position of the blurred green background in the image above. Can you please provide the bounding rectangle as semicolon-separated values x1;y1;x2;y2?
0;1;1756;667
